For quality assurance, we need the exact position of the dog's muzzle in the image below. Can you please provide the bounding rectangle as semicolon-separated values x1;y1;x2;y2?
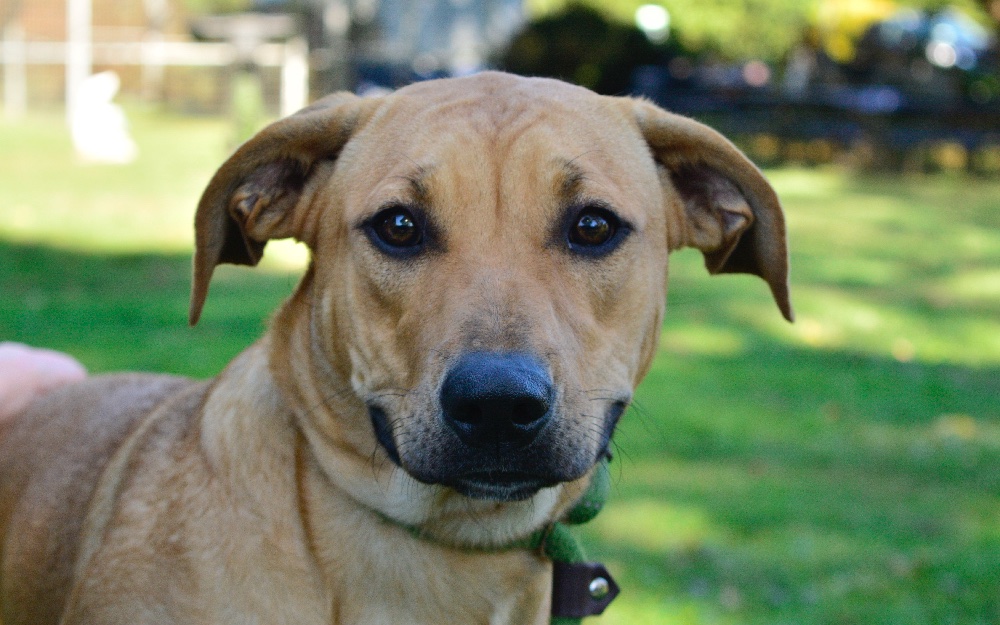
437;352;555;500
371;351;592;502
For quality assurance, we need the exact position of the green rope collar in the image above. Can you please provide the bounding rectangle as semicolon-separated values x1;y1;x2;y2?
529;459;615;625
380;461;618;624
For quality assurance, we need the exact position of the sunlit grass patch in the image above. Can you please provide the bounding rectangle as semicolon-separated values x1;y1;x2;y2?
0;109;312;271
1;110;224;252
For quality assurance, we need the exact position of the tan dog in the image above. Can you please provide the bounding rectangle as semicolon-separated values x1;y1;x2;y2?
0;72;791;625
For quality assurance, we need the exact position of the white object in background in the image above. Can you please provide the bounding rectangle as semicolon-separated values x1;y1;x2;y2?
70;71;138;164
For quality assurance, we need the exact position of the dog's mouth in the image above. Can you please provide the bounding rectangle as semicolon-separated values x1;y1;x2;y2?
448;472;557;502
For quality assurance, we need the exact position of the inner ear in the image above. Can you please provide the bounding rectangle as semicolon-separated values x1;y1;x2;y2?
189;90;370;326
670;164;754;273
626;97;792;321
225;158;311;265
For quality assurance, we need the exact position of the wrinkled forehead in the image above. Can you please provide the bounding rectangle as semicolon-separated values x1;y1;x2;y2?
339;76;660;216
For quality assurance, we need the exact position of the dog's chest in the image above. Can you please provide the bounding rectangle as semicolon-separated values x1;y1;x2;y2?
327;540;552;625
306;504;551;625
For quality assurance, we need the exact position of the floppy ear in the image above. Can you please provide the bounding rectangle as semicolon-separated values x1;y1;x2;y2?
189;92;370;325
630;99;793;322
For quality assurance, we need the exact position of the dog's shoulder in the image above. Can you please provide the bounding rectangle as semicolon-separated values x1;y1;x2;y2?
0;373;203;622
1;373;198;477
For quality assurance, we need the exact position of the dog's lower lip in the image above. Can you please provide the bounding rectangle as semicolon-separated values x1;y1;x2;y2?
451;473;551;502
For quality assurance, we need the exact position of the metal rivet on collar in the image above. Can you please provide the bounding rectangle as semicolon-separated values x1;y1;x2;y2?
589;576;610;600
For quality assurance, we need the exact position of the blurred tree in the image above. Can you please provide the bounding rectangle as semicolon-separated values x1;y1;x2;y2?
525;0;993;63
500;4;666;94
525;0;814;63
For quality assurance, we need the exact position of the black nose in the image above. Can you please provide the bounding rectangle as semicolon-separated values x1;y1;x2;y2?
440;352;553;449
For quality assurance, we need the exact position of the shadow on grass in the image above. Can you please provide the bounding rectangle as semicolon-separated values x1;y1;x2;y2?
0;239;299;377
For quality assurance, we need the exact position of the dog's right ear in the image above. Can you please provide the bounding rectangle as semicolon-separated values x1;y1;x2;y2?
190;93;371;325
628;98;793;322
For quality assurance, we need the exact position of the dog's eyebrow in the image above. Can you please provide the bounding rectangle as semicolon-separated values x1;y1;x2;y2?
558;161;588;200
393;166;433;205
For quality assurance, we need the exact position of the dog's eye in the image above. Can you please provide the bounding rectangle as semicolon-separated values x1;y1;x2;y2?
568;208;618;248
371;207;423;249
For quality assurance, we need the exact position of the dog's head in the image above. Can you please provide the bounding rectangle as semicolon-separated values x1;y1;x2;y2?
190;73;791;545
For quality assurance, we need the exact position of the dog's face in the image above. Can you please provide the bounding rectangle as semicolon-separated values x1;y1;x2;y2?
190;73;791;544
324;78;670;502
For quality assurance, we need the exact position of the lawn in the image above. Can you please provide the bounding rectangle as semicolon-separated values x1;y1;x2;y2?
2;109;998;625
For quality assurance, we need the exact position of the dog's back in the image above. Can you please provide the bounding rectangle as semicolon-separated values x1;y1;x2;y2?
0;374;196;625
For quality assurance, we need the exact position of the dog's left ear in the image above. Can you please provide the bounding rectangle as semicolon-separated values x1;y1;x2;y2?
629;99;793;322
190;93;373;325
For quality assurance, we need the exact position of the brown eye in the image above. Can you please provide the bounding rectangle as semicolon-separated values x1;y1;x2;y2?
372;207;422;249
569;210;616;247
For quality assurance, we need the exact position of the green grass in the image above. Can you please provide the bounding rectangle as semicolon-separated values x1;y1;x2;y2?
2;110;999;625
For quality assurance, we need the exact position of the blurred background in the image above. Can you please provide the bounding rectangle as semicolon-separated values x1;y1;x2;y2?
1;0;998;623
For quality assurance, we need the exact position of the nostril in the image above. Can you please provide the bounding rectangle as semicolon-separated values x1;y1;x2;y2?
454;401;484;426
